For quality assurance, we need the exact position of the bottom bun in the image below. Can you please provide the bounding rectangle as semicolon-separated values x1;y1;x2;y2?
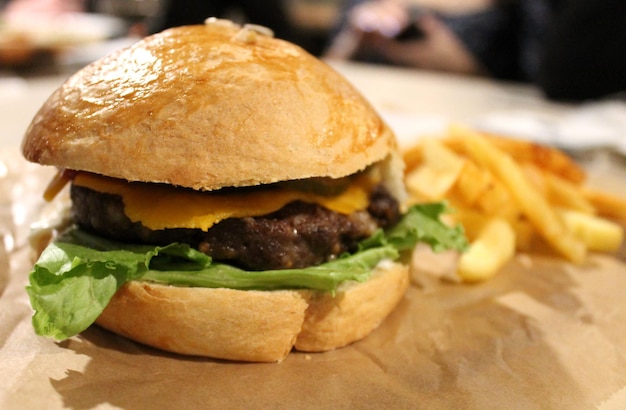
95;261;409;362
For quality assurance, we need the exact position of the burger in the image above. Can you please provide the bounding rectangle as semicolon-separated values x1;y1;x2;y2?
22;18;467;362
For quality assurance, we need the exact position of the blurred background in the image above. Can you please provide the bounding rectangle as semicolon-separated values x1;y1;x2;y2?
0;0;340;73
1;0;625;104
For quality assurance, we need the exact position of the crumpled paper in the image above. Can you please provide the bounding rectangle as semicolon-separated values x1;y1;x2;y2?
2;148;626;410
473;100;626;155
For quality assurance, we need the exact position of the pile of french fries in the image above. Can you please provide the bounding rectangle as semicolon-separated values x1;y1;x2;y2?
403;124;626;282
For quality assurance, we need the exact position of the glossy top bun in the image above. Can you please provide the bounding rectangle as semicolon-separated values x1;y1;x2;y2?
22;19;396;191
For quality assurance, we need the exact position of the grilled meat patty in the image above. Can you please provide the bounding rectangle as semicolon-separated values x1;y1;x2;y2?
70;184;400;271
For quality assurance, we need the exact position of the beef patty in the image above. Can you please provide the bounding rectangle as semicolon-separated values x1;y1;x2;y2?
71;183;400;271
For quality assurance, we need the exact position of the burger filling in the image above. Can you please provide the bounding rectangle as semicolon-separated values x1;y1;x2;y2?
70;182;400;271
29;168;468;341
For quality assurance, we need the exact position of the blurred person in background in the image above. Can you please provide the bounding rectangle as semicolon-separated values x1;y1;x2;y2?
324;0;626;102
325;0;498;77
2;0;296;45
537;0;626;101
146;0;295;43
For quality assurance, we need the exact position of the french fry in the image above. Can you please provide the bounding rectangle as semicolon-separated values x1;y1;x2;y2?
583;188;626;226
403;143;424;174
452;160;497;206
472;177;520;222
445;158;520;221
405;138;465;201
457;217;516;282
509;219;536;252
488;135;586;184
521;163;595;214
544;171;595;214
449;208;491;241
559;209;624;252
402;124;625;283
520;163;549;197
450;207;533;252
445;127;586;184
459;127;587;263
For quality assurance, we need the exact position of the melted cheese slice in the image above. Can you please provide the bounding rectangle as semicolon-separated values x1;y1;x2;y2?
73;172;372;231
43;169;75;201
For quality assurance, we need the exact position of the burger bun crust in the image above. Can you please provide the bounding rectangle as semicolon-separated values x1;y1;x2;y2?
21;22;396;191
95;261;409;362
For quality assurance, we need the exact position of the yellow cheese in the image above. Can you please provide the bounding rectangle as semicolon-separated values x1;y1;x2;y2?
43;169;73;201
73;173;371;231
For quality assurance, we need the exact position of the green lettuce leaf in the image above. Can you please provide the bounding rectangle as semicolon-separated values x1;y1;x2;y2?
27;203;467;340
377;202;468;252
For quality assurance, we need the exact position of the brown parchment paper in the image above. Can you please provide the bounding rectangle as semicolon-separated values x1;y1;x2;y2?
2;147;626;410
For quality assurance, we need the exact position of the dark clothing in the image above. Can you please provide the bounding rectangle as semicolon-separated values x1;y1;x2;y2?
440;7;522;81
332;0;626;101
538;0;626;101
150;0;294;42
330;0;546;82
456;0;626;101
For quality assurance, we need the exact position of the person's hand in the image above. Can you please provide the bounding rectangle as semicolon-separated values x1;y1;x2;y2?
325;0;486;77
349;0;410;38
324;0;409;60
372;13;486;75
